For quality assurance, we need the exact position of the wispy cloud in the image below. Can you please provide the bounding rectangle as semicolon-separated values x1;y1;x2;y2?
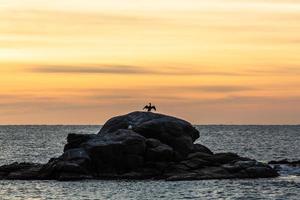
246;66;300;76
30;65;154;74
172;85;255;93
28;65;245;76
204;95;300;104
29;64;300;77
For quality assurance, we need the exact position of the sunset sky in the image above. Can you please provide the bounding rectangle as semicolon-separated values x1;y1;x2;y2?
1;0;300;124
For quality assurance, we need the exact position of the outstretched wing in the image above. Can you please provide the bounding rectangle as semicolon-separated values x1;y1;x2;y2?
152;106;156;111
143;105;149;110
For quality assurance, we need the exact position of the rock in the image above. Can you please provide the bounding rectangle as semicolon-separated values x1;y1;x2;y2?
186;152;243;165
191;143;213;155
50;161;89;174
234;160;257;168
119;167;163;180
221;160;253;173
64;133;96;152
222;163;242;173
245;166;279;178
39;157;92;180
204;153;241;165
57;173;93;181
268;159;300;166
83;129;146;172
99;111;199;157
145;138;174;162
0;111;280;181
145;138;161;148
62;148;93;171
118;171;146;179
63;148;90;161
222;160;266;174
0;162;36;173
268;159;300;176
0;162;43;180
6;168;41;180
165;167;232;181
181;157;211;169
122;154;144;170
223;160;279;179
187;152;213;160
165;173;198;181
196;166;232;179
163;163;191;178
144;161;169;172
167;163;191;172
138;168;163;178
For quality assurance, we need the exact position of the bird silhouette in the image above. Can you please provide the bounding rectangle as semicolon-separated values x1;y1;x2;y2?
143;102;156;112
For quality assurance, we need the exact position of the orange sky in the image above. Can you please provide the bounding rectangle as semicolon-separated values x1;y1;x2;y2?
1;0;300;124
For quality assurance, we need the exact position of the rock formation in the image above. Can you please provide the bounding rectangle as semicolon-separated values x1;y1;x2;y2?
0;112;279;181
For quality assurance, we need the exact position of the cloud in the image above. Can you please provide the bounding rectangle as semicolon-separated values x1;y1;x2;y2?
56;85;254;98
0;8;168;37
24;64;300;78
246;66;300;76
173;85;255;93
30;65;154;75
206;95;300;104
28;65;245;76
1;9;161;26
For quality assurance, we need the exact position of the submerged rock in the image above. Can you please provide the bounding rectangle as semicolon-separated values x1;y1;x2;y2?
0;111;279;181
268;159;300;176
268;159;300;166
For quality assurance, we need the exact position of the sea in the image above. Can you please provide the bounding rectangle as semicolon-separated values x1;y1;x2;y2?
0;125;299;200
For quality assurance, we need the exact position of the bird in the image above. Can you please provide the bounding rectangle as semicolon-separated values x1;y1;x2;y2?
143;102;156;112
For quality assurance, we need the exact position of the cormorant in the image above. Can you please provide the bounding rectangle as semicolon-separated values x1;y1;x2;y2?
143;103;156;112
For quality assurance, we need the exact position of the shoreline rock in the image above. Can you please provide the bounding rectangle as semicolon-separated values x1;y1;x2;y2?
268;159;300;166
268;159;300;176
0;111;279;181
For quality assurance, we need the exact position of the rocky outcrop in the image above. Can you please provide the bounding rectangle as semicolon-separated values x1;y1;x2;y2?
0;111;279;181
99;112;199;158
0;162;43;180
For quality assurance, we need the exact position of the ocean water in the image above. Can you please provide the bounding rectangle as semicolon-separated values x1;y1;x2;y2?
0;125;299;200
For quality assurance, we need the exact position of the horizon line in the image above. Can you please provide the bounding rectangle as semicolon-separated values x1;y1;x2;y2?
0;124;299;126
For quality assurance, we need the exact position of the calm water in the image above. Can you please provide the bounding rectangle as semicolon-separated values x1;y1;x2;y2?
0;125;299;199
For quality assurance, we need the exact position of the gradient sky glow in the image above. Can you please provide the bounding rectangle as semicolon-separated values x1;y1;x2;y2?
1;0;300;124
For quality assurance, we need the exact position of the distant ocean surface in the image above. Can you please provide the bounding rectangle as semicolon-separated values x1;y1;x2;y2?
0;125;299;200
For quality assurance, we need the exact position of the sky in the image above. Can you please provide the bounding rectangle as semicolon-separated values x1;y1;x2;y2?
0;0;300;124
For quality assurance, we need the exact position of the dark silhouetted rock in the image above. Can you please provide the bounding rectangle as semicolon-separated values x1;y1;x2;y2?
63;148;90;161
64;133;96;152
191;143;213;155
99;112;199;157
203;153;242;165
245;165;279;178
187;152;213;160
83;129;146;172
39;156;92;180
145;138;174;162
0;111;279;181
181;157;211;169
57;173;93;181
0;162;43;180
